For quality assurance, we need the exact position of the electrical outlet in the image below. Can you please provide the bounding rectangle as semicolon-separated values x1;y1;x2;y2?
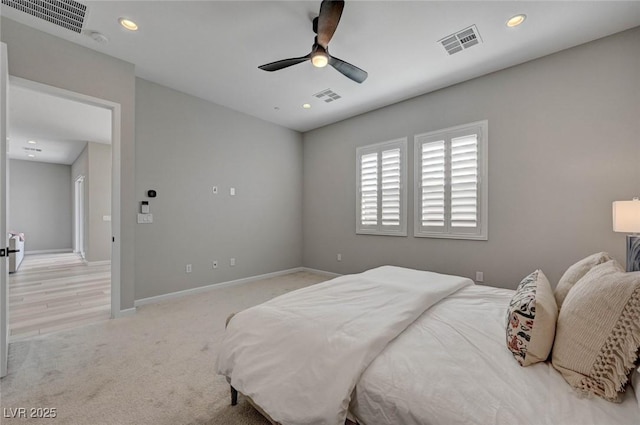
212;260;218;269
230;187;236;196
230;258;236;266
475;271;484;282
337;253;342;262
186;264;192;273
212;186;218;194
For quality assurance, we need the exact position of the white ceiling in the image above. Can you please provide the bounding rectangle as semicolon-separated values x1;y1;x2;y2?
8;85;111;165
2;1;640;133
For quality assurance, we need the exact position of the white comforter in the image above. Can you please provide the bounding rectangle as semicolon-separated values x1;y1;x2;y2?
216;266;473;425
351;285;640;425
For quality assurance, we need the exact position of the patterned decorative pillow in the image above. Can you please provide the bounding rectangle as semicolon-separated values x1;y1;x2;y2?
552;260;640;402
554;252;612;309
506;270;558;366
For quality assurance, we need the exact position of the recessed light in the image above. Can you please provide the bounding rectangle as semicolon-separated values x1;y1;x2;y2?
506;14;526;28
27;154;35;158
27;140;36;144
119;17;139;31
302;103;311;109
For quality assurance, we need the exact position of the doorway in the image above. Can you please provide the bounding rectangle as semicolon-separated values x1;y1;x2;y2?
6;81;115;341
1;75;122;374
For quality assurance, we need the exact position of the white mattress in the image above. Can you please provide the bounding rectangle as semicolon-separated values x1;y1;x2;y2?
350;285;639;425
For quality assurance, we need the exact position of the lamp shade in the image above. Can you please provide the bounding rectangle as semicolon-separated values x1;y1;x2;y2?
612;199;640;233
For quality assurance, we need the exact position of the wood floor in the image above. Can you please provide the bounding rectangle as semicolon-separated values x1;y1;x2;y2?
8;252;111;341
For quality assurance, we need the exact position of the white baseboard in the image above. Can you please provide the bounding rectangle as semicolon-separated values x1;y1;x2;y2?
301;267;341;278
113;307;137;318
25;249;73;255
134;267;306;308
84;260;111;266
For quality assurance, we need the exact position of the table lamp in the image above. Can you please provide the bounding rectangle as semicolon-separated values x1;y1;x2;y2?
613;198;640;272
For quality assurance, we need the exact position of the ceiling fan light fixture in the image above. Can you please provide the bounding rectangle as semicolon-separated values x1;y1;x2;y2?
506;14;526;28
311;48;329;68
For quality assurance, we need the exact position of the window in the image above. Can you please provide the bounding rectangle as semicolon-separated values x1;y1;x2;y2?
356;138;407;236
414;121;488;240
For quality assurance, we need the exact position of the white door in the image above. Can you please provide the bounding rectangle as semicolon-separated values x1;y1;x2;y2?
1;42;9;377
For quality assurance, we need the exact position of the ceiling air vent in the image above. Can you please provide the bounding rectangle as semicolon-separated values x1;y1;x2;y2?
23;147;43;152
1;0;87;34
439;25;482;55
314;89;341;103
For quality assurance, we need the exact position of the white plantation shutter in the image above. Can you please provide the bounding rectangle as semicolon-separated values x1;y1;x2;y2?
451;135;478;228
421;141;446;228
414;121;488;240
356;139;407;236
360;153;378;226
381;148;401;226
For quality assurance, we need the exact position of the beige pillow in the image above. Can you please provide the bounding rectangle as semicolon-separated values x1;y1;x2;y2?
554;252;613;308
506;270;558;366
552;260;640;402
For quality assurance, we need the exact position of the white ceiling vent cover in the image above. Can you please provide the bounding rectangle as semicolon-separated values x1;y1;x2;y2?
439;25;482;55
314;88;342;103
1;0;87;33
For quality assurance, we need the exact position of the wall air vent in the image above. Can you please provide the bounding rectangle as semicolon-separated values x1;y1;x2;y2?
1;0;87;34
439;25;482;55
314;88;342;103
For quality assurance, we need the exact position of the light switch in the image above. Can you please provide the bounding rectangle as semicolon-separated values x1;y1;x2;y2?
103;215;111;222
137;213;153;224
230;187;236;196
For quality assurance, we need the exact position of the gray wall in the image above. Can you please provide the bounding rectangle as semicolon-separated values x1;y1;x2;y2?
9;159;72;252
303;27;640;289
134;78;303;300
88;143;112;262
71;142;112;262
2;17;136;309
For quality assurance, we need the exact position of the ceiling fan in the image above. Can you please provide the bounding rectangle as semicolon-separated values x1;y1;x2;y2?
258;0;368;84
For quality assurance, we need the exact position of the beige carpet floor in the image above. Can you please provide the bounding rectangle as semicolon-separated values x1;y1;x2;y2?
0;271;329;424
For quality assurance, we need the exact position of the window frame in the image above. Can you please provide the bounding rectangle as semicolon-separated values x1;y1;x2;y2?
356;138;408;237
414;120;488;240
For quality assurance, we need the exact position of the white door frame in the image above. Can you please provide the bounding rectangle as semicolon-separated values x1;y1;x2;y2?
7;77;123;323
74;175;86;259
1;43;9;378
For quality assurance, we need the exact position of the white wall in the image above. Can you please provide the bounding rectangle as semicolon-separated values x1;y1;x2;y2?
2;17;136;309
134;79;303;300
9;159;72;252
302;27;640;289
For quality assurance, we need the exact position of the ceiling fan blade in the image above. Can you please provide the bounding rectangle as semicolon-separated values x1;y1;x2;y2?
258;55;310;72
317;0;344;48
329;56;368;83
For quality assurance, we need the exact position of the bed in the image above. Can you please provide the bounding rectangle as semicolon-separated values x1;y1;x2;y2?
217;265;640;425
